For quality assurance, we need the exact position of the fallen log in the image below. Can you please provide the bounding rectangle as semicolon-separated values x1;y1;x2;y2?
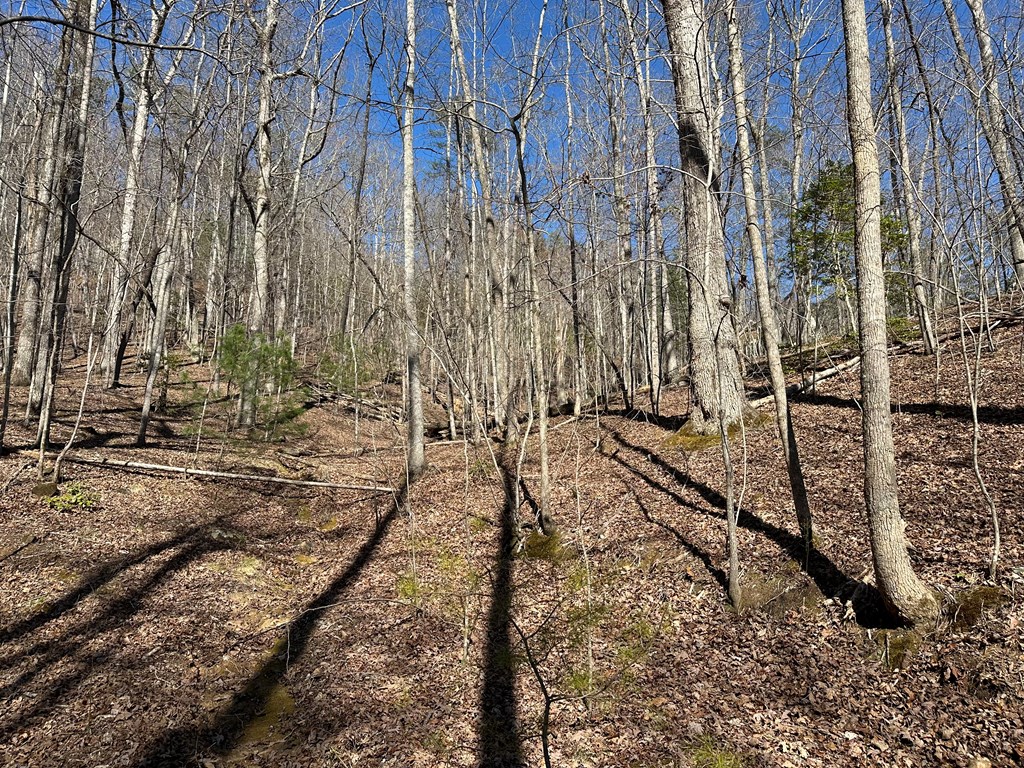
750;355;862;410
59;455;395;493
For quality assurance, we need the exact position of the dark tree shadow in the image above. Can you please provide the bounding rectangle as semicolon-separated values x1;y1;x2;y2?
628;486;727;590
477;459;525;768
0;529;234;741
606;429;899;628
614;408;689;432
792;392;1024;426
132;480;408;767
0;523;227;645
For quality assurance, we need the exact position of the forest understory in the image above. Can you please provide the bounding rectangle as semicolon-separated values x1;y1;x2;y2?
1;322;1023;768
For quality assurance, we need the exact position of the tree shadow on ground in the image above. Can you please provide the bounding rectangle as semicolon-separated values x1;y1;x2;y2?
613;408;689;432
476;458;525;768
792;392;1024;425
0;522;228;646
628;485;727;590
606;429;899;628
132;480;408;767
0;525;236;742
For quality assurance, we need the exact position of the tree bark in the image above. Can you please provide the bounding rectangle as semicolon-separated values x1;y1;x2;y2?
881;0;937;354
445;0;508;432
725;0;812;552
942;0;1024;287
404;0;424;478
661;0;745;434
101;2;173;388
842;0;938;626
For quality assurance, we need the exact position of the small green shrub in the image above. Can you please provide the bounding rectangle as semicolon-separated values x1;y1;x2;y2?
218;324;302;435
396;571;424;604
44;482;99;512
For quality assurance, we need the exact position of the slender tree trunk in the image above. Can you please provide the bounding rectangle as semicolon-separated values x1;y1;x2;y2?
619;0;665;413
512;0;551;528
445;0;507;432
560;4;586;417
102;2;173;387
661;0;746;434
941;0;1024;287
842;0;938;626
139;189;183;445
881;0;936;353
13;71;64;390
35;0;97;454
0;179;24;452
404;0;424;477
726;0;812;553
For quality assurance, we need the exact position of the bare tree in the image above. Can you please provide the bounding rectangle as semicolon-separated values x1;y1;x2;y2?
880;0;937;354
661;0;746;434
942;0;1024;288
404;0;424;477
842;0;938;626
100;1;176;388
725;0;812;553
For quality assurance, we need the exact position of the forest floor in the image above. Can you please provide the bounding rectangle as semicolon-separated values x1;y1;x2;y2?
1;317;1023;768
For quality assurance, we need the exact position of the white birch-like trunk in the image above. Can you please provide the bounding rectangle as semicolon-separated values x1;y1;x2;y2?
101;3;172;387
404;0;424;477
661;0;745;434
842;0;938;626
726;0;812;551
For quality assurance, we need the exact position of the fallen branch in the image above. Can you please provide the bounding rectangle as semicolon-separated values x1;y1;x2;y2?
749;314;1020;410
2;461;32;493
750;355;862;409
59;455;395;493
0;534;40;565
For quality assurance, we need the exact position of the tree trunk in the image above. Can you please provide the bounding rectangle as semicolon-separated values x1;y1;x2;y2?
881;0;937;354
101;3;172;387
445;0;508;432
661;0;745;434
34;0;97;453
942;0;1024;287
251;0;278;337
404;0;424;478
726;0;812;552
0;180;24;452
842;0;938;626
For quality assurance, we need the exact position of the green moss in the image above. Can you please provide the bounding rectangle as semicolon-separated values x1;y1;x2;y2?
873;629;923;670
236;556;262;577
688;737;746;768
948;586;1006;629
662;422;722;452
237;682;295;746
739;571;823;617
663;410;771;453
519;530;573;563
396;571;424;603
